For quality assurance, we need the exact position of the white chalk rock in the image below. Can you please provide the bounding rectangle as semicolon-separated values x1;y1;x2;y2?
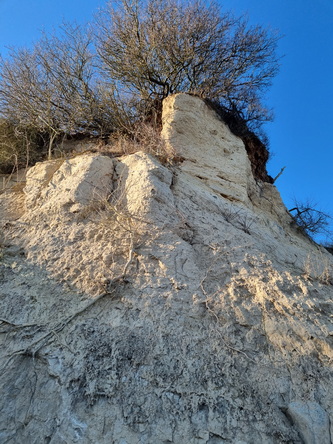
2;94;333;444
25;154;114;213
117;152;177;226
162;93;255;204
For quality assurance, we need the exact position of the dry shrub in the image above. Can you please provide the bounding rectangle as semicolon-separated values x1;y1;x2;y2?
289;200;332;240
108;122;176;163
0;120;44;174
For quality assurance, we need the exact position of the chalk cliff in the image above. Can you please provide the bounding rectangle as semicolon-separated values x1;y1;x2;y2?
1;94;332;443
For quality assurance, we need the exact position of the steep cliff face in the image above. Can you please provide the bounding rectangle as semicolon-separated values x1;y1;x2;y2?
1;94;332;444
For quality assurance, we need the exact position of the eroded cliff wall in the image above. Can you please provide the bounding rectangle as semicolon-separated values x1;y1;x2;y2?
0;94;332;444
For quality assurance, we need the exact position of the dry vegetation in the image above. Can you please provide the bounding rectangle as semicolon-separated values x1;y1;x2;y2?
0;0;279;174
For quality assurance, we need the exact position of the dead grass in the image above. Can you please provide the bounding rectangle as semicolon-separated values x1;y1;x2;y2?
107;123;177;164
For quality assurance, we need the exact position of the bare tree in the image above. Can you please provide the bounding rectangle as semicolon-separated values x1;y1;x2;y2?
0;119;43;173
0;24;114;158
96;0;280;127
289;200;332;240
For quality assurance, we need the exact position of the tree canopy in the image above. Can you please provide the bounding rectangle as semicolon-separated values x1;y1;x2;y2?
97;0;280;128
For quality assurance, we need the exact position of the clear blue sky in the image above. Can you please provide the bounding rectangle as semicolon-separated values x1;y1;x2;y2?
0;0;332;240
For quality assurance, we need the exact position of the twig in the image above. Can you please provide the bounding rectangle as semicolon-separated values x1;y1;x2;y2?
272;166;285;183
0;318;40;328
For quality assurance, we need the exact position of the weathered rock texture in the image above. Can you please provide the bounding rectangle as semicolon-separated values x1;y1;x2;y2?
1;94;332;443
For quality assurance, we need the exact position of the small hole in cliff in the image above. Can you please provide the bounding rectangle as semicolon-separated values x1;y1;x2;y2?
198;402;208;411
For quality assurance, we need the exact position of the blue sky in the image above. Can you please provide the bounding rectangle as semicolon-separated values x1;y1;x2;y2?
0;0;332;240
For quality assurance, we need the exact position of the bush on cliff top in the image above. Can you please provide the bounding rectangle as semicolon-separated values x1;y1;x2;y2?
0;0;279;173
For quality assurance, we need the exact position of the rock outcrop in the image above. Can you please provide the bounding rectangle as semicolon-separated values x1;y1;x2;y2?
1;94;332;443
